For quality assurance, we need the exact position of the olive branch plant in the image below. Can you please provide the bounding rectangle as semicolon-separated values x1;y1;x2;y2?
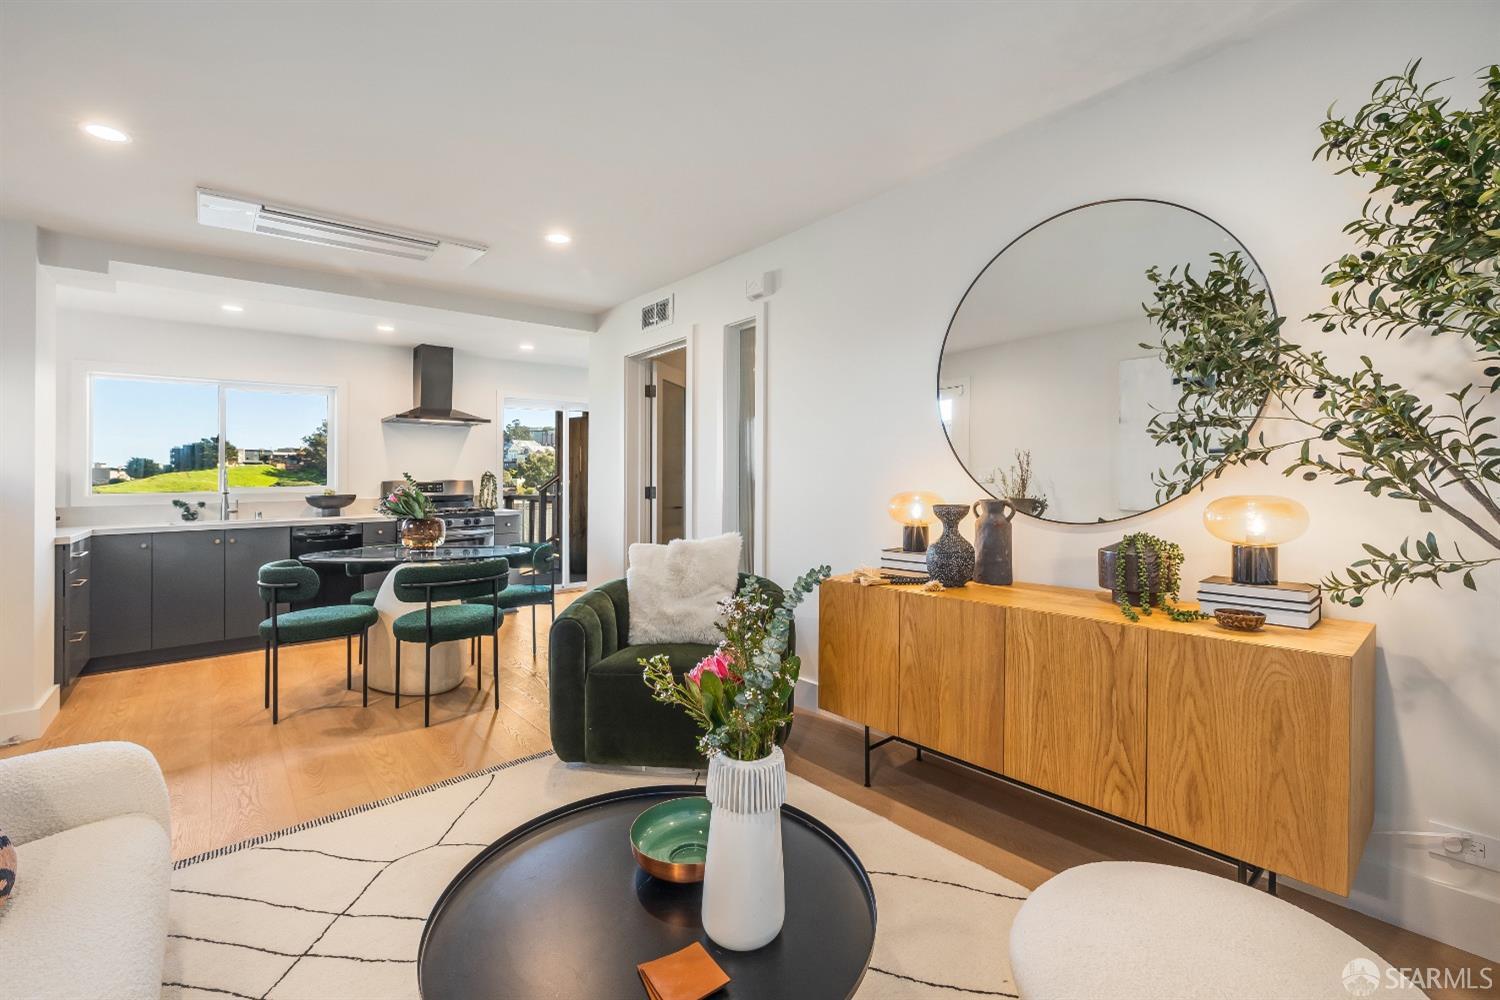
1141;62;1500;607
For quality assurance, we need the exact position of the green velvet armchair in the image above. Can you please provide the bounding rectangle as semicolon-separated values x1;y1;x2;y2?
548;574;793;768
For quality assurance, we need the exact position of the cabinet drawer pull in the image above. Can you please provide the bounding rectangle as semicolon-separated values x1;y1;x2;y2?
214;538;222;544
228;537;236;543
70;577;88;587
68;630;88;643
72;549;90;560
140;542;149;549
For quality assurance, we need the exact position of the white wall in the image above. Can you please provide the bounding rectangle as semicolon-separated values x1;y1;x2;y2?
55;310;587;524
0;221;59;742
588;2;1500;959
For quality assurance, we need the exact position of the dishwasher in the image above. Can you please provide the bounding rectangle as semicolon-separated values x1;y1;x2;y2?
289;524;362;610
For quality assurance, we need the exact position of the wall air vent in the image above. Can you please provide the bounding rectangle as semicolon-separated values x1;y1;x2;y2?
195;189;486;267
640;294;674;331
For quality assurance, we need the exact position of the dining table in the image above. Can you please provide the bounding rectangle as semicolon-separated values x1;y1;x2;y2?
297;544;532;696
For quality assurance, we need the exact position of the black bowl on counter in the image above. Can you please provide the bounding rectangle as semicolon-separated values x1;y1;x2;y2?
305;494;356;517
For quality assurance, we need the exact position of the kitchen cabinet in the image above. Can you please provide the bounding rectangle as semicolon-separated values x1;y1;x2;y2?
362;520;395;545
224;527;291;640
91;534;153;658
152;530;225;649
54;540;92;686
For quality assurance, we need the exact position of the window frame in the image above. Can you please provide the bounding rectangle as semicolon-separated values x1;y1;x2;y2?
84;371;338;502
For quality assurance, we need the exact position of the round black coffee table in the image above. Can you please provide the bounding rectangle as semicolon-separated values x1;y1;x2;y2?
418;785;877;999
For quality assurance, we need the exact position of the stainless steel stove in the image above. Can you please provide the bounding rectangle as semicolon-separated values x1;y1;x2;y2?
380;479;495;545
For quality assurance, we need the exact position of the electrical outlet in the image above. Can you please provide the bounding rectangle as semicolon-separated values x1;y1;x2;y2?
1430;822;1500;873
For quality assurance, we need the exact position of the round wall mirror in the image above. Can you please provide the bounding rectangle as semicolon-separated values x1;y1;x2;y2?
937;199;1274;524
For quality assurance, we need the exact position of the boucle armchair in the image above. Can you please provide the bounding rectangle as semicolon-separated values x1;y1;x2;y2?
549;574;793;767
0;741;172;1000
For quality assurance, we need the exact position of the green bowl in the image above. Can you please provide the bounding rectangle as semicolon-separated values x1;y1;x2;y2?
630;796;711;883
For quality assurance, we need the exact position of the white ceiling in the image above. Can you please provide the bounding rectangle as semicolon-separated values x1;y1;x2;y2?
53;269;591;366
1;1;1304;314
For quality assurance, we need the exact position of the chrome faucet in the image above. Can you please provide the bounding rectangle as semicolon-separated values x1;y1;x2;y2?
221;489;238;521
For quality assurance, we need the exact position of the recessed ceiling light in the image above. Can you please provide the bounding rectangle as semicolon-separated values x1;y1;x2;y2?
519;343;535;351
544;232;572;246
377;323;395;332
221;303;244;313
81;122;131;143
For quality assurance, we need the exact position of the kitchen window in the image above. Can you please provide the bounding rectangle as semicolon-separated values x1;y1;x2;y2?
88;374;334;496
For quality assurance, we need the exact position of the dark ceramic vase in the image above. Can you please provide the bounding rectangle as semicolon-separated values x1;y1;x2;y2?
926;504;975;587
1097;542;1162;607
972;499;1016;586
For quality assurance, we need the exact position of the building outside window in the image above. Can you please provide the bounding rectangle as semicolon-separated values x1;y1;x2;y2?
88;374;333;496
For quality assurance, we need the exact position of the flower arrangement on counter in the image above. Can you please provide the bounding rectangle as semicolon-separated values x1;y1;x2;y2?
641;565;831;761
377;473;436;520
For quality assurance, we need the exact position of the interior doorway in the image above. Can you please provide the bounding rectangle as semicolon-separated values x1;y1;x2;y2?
625;340;691;553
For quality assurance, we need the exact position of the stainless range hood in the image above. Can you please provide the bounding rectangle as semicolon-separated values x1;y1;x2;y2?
382;344;490;426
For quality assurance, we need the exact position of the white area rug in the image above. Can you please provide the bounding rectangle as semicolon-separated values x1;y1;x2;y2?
163;752;1026;998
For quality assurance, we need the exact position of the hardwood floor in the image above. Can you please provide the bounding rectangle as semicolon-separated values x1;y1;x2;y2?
2;601;564;860
4;591;1491;996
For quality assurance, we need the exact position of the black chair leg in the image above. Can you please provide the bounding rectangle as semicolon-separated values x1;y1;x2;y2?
272;640;280;724
531;605;537;658
362;629;369;708
424;642;432;727
492;629;500;709
346;634;353;690
263;640;270;709
395;640;402;709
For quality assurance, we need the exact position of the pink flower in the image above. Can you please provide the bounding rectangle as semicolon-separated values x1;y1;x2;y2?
687;650;738;686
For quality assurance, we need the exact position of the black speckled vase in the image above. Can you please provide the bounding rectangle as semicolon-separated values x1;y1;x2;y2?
926;504;975;587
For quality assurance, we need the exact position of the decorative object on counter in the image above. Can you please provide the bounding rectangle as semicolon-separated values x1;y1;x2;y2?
636;942;730;1000
981;449;1048;517
1101;533;1207;623
925;504;975;588
379;473;445;549
304;491;355;517
1197;576;1323;630
972;498;1017;586
171;499;206;522
630;796;711;884
1202;495;1309;585
1212;608;1267;632
640;564;829;951
878;547;928;574
886;491;942;552
1140;62;1499;608
478;470;499;510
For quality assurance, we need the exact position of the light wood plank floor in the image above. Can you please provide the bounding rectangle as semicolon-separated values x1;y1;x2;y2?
4;592;1491;996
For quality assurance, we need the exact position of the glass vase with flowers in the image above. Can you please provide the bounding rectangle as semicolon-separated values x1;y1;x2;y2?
378;473;445;549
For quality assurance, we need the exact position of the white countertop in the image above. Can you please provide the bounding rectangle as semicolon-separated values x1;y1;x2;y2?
54;508;519;545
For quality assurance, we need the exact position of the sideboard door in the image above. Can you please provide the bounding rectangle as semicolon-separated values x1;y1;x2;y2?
1004;610;1147;823
818;579;902;733
898;594;1005;772
1146;631;1367;895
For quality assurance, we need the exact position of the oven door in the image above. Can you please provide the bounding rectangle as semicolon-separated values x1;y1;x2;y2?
443;528;495;547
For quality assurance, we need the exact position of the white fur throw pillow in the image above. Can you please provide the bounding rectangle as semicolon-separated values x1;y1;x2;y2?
627;533;743;645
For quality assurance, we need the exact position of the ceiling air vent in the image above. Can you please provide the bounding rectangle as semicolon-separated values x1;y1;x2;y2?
640;295;674;331
195;188;486;267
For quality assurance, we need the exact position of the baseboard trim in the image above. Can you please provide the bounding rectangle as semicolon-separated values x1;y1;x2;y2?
1290;856;1500;963
0;683;59;745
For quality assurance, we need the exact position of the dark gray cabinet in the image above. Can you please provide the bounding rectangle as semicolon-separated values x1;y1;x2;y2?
91;534;153;658
363;520;394;545
224;527;290;639
152;530;225;649
54;540;92;685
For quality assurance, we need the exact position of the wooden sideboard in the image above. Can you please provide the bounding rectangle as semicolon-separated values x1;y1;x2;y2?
817;576;1375;896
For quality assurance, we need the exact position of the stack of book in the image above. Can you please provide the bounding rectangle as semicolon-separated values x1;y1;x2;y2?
1196;576;1322;629
878;547;928;578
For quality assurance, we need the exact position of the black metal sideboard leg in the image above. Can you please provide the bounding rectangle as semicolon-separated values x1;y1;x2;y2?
863;726;871;787
916;746;923;762
1268;871;1278;896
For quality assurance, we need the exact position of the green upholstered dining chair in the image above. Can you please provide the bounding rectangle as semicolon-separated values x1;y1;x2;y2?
257;560;380;724
390;559;509;727
464;542;560;658
344;562;384;607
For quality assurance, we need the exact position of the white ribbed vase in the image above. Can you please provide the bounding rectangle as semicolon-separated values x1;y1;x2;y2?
701;746;787;951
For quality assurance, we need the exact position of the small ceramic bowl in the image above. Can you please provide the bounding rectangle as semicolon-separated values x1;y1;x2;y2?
630;796;711;883
1214;608;1267;632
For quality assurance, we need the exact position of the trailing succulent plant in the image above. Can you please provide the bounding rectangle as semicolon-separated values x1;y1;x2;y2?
1112;533;1207;624
1142;62;1500;607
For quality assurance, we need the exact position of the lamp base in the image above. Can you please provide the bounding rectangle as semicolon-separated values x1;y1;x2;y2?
1231;545;1278;585
901;525;929;553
